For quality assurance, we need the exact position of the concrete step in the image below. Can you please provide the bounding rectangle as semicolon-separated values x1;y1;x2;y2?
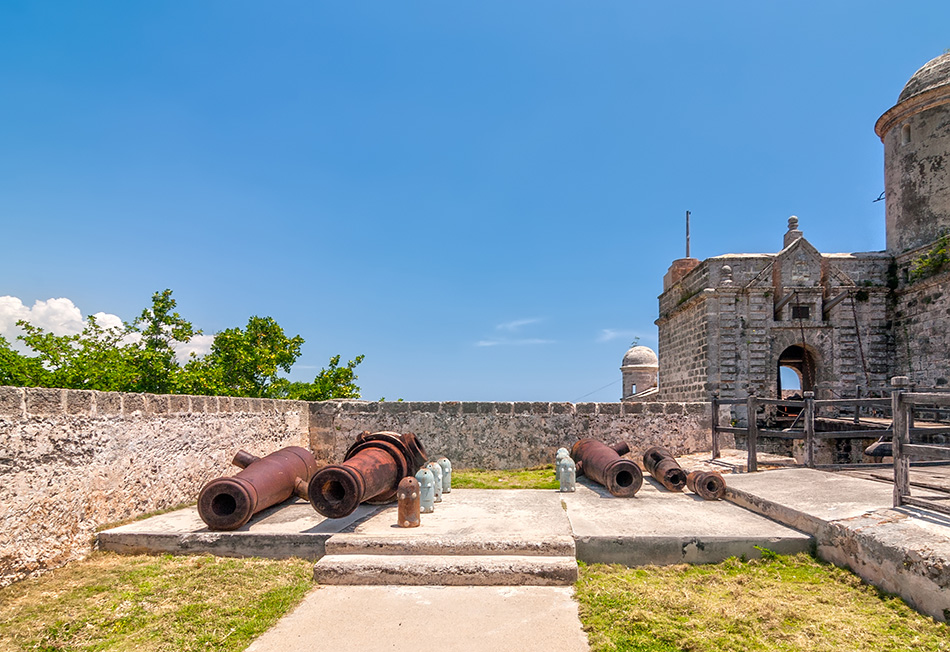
313;554;578;586
324;533;575;557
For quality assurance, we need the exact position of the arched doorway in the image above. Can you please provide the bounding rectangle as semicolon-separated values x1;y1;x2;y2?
777;344;817;398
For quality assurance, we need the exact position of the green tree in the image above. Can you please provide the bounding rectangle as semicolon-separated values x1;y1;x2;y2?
200;316;304;398
0;334;48;387
272;354;364;401
129;289;199;394
16;316;138;391
1;289;362;401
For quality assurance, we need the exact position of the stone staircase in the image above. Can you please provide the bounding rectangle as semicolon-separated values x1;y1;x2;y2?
314;533;578;585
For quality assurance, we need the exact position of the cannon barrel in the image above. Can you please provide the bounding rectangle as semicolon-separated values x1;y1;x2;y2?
198;446;319;531
571;438;643;497
642;446;687;491
308;431;427;518
686;470;726;500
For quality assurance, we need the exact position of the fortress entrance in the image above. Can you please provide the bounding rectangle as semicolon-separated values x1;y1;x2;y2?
777;345;816;398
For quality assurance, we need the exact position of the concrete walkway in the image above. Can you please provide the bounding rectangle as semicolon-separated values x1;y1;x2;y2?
244;585;588;652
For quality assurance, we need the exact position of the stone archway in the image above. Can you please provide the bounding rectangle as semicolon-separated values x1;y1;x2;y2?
776;344;817;398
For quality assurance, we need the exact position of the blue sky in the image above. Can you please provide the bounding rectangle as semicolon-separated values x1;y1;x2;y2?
1;2;948;401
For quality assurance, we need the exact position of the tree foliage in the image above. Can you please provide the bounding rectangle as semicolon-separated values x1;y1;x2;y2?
0;289;362;400
272;354;365;401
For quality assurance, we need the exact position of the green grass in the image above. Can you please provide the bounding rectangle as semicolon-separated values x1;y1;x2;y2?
452;464;559;489
0;552;312;652
576;553;949;652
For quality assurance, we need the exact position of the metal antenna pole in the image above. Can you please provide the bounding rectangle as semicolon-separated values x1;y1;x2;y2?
686;210;691;258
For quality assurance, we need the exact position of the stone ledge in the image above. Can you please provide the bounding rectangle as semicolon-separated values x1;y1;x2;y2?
26;388;64;417
0;386;25;417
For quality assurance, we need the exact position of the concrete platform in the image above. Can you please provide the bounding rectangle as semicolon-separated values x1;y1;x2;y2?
97;500;382;560
245;586;589;652
564;478;813;565
315;489;577;584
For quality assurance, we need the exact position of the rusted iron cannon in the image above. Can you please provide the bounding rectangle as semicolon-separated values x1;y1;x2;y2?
308;431;427;518
198;446;319;531
686;470;727;500
642;446;687;491
571;438;643;497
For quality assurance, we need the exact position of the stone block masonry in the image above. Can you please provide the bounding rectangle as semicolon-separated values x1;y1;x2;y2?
309;399;715;470
0;386;309;588
0;387;715;587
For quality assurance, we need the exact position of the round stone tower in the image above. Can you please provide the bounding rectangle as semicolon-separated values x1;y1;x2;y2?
876;53;950;254
620;345;658;400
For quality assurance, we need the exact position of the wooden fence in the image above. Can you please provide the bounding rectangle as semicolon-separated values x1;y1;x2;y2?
711;393;895;472
712;387;950;473
891;377;950;516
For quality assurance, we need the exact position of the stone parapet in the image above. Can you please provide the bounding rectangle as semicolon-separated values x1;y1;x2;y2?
0;386;309;588
308;399;714;470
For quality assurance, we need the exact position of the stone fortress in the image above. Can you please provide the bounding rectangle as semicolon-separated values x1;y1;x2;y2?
624;53;950;406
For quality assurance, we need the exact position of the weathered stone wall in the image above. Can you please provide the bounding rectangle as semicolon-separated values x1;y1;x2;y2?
656;276;713;403
892;263;950;388
308;400;715;470
0;386;309;588
882;101;950;255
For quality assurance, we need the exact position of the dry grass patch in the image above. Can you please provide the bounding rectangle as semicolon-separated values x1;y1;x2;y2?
576;553;949;652
452;464;559;489
0;552;312;652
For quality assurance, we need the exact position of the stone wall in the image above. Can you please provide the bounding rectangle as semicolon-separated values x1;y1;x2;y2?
308;399;715;470
656;285;713;403
892;262;950;388
0;386;309;588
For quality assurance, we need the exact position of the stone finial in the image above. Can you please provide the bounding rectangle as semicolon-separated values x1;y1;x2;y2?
784;215;804;248
720;265;733;286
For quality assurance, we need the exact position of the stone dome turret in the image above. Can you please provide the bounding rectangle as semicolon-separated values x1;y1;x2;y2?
622;345;658;368
620;345;658;400
898;53;950;104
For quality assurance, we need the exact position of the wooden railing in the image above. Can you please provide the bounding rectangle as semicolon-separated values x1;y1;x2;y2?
891;377;950;516
711;393;895;472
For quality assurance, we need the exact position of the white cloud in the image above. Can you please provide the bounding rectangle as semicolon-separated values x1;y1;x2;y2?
475;338;555;347
496;318;541;332
91;311;125;331
173;334;214;361
0;295;211;363
0;296;90;353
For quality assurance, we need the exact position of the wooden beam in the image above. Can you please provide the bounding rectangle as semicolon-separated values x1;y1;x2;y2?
822;291;849;317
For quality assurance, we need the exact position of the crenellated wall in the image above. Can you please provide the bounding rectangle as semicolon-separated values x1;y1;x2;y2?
0;386;716;587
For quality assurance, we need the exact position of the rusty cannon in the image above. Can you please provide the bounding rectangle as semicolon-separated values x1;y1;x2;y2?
198;446;319;531
308;431;428;518
642;446;688;492
570;438;643;497
686;470;727;500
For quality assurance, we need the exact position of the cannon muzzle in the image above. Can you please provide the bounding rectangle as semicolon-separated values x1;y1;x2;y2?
571;438;642;497
686;470;727;500
198;446;319;531
642;446;687;491
309;431;427;518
